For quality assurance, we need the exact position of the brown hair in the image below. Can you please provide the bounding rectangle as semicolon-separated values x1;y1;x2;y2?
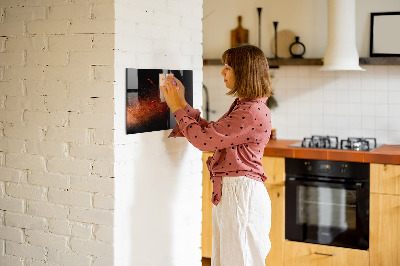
221;44;273;99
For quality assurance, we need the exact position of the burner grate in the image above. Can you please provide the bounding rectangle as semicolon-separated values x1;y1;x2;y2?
301;135;339;149
296;136;378;151
340;137;377;151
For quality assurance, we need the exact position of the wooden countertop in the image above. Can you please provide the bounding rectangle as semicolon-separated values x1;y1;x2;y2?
263;139;400;165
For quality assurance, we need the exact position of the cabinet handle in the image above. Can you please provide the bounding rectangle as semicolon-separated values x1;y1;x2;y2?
314;252;335;257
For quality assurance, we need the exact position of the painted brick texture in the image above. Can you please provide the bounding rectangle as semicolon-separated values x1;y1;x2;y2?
113;0;203;265
0;0;115;265
1;0;204;265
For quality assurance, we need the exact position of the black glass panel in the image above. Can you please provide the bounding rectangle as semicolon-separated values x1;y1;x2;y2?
126;68;193;134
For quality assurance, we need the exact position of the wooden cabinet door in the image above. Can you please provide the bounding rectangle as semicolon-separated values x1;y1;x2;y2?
264;184;284;266
201;152;213;258
370;193;400;266
284;241;369;266
262;156;285;265
370;163;400;195
262;156;285;186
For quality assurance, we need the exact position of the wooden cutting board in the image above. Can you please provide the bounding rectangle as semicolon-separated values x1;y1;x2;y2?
231;16;249;48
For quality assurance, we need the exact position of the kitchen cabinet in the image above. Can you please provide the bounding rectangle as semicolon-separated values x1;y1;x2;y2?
201;154;286;266
202;152;213;258
370;163;400;195
264;184;284;265
284;241;369;266
261;156;285;266
370;193;400;266
261;156;285;186
261;141;400;266
202;156;400;265
370;163;400;266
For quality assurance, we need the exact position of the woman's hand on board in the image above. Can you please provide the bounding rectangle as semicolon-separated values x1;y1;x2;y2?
172;76;187;108
161;76;186;113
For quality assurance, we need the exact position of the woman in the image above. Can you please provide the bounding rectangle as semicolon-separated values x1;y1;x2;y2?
162;44;273;266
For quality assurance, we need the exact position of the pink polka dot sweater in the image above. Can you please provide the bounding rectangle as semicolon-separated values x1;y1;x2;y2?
168;97;272;206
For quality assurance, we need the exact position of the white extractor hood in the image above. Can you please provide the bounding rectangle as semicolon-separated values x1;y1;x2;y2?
320;0;365;71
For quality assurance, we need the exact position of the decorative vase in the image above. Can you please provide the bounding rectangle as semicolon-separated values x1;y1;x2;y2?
289;36;306;58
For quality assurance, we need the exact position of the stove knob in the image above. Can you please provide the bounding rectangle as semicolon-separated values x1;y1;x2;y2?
304;162;312;172
340;164;347;174
305;162;312;171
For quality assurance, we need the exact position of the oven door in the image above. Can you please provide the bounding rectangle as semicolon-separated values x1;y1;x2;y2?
285;177;369;250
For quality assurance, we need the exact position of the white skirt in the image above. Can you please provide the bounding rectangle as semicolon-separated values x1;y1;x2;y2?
211;176;271;266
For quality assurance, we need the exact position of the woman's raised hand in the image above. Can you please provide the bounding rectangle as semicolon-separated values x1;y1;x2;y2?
161;76;185;113
173;77;187;108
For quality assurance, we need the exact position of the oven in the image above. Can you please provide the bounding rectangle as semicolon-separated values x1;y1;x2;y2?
285;158;370;250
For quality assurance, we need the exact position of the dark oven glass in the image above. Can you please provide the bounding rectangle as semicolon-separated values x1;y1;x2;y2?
285;158;369;250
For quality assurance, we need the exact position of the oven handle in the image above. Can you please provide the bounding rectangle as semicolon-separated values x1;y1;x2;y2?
286;177;364;189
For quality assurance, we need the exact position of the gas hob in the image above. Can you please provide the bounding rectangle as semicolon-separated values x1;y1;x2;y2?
289;135;383;151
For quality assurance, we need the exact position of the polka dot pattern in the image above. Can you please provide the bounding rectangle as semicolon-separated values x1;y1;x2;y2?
168;97;272;206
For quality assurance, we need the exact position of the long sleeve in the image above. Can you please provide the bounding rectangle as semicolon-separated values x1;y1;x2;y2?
168;97;271;206
168;104;211;138
172;105;257;152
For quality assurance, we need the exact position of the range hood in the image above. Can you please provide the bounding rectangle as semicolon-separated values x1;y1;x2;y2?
320;0;365;71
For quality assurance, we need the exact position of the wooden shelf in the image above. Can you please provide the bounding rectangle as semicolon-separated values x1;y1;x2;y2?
202;59;223;66
359;57;400;65
268;58;323;67
203;57;400;67
203;58;323;67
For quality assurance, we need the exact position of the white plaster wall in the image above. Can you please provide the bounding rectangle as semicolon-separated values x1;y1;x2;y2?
203;0;400;145
0;0;115;265
113;0;203;265
203;0;400;58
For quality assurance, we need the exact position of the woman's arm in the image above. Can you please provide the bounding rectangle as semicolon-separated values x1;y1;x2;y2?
162;76;212;137
169;103;213;137
173;106;257;152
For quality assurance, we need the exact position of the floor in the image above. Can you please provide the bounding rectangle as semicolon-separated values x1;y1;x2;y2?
202;257;211;266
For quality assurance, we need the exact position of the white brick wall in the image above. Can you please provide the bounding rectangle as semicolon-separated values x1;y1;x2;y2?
27;200;69;220
47;250;92;266
1;0;204;264
5;213;48;231
114;0;203;265
5;241;47;261
0;225;24;243
0;0;115;265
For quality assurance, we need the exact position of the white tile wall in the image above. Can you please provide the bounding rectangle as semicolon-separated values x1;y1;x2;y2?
203;65;400;144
